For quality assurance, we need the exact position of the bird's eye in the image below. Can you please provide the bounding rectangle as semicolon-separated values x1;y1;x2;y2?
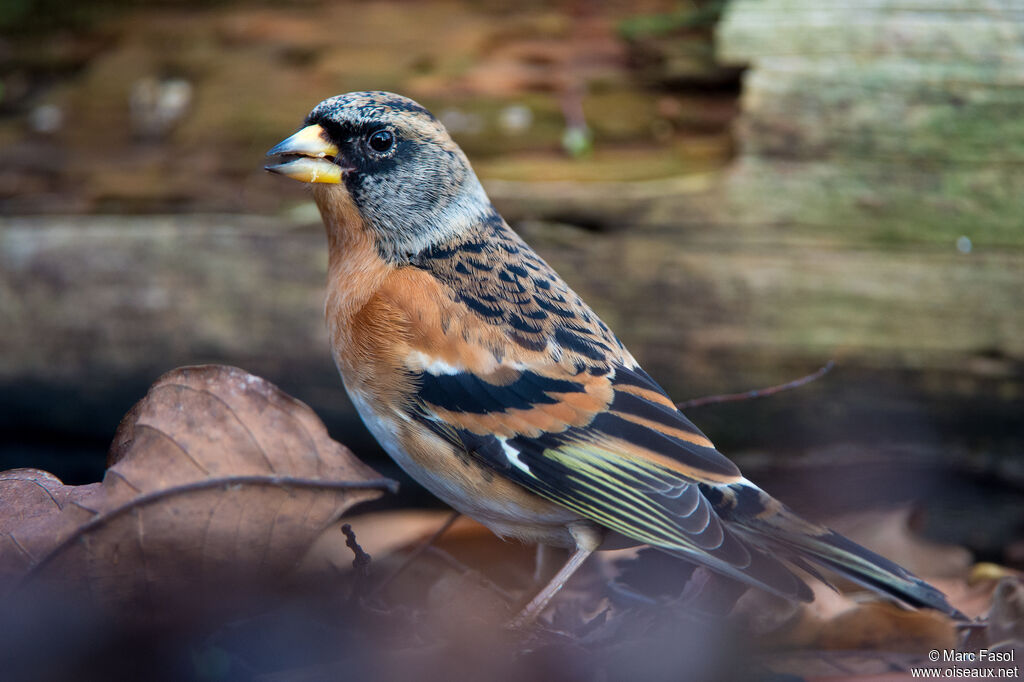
367;129;395;153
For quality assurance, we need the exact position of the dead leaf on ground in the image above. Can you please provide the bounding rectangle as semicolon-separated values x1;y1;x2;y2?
0;365;396;610
928;575;998;620
987;575;1024;646
826;507;973;579
736;579;957;653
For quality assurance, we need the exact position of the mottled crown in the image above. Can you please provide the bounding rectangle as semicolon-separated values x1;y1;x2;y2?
306;91;461;155
307;91;436;124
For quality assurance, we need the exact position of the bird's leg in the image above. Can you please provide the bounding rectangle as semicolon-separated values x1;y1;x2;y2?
510;523;601;628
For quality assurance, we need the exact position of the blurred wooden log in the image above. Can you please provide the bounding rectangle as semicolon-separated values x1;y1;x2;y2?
0;215;329;386
716;0;1024;245
5;211;1022;389
719;1;1024;63
2;211;1021;460
485;175;716;231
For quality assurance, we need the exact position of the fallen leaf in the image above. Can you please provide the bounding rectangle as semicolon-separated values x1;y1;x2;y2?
826;507;972;579
927;576;996;620
738;580;957;652
987;576;1024;647
0;365;396;610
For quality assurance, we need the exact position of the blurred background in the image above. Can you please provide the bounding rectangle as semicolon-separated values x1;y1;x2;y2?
1;0;1022;565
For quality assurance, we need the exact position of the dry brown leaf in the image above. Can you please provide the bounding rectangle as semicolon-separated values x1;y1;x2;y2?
929;575;998;620
987;576;1024;647
826;507;972;579
740;580;957;652
0;365;395;609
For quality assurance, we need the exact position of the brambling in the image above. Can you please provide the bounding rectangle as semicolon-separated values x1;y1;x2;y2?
266;92;960;625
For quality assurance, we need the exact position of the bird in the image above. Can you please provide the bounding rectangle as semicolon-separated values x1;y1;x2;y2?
265;91;961;625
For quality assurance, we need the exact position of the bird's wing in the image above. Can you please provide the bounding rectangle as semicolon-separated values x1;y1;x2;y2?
392;216;811;600
408;357;810;600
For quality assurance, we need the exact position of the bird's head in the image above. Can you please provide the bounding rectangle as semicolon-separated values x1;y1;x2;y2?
266;91;492;262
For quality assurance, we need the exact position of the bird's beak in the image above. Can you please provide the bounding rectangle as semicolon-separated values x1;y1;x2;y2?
264;124;345;184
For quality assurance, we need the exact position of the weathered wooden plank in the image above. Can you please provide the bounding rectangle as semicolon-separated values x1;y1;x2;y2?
737;59;1024;163
3;212;1021;389
723;0;1021;11
716;0;1024;248
719;1;1024;64
723;156;1024;245
0;215;331;385
2;210;1020;482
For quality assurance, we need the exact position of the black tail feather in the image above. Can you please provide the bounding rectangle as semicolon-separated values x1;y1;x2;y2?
796;528;964;618
737;502;964;619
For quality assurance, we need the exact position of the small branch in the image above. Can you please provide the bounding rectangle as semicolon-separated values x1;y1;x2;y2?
341;523;373;602
341;524;371;578
676;361;835;410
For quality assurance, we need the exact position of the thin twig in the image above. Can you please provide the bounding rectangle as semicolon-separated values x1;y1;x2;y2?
341;524;371;577
341;523;372;601
368;510;460;597
676;361;835;410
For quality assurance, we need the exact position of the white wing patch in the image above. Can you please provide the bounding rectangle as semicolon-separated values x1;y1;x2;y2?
406;351;537;377
406;350;462;375
499;437;531;475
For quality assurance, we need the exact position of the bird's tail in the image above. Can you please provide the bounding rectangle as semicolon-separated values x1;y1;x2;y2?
724;485;964;618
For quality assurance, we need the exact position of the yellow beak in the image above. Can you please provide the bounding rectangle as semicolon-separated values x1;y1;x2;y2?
265;124;344;184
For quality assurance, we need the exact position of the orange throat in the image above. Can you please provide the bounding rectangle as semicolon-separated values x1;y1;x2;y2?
313;185;395;366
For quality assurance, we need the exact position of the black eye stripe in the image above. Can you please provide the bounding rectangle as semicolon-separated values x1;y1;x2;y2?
368;129;395;153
